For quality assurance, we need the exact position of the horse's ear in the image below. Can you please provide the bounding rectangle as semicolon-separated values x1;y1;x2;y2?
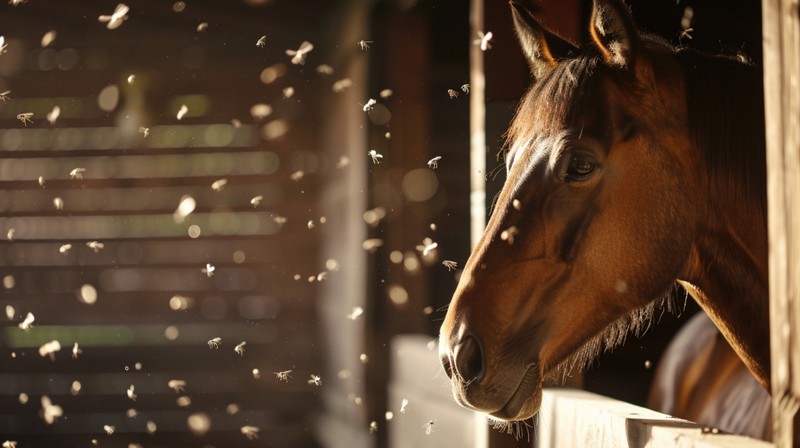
589;0;640;68
510;1;578;79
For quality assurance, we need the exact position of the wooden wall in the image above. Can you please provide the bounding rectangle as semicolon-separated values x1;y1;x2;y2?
0;1;335;446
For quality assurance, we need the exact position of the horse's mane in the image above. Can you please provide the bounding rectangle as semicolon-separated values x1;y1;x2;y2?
676;47;766;217
508;42;766;381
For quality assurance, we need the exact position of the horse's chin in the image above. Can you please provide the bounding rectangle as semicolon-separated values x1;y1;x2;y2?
486;366;542;421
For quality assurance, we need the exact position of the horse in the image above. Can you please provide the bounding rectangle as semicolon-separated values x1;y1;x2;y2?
438;0;769;439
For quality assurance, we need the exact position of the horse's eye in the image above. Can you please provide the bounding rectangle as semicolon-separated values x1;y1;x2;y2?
564;155;597;181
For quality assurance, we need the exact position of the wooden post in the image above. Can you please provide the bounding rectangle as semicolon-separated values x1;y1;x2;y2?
763;0;800;445
470;1;493;446
470;0;487;251
316;1;372;446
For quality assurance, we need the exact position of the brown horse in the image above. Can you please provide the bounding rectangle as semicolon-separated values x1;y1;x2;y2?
439;0;768;433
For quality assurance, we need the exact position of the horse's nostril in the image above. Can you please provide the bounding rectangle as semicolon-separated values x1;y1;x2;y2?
441;354;454;379
454;334;485;383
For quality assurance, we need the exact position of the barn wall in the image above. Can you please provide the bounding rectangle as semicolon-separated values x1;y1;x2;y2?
0;2;338;446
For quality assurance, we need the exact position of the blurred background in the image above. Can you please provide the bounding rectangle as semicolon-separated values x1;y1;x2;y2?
0;0;760;447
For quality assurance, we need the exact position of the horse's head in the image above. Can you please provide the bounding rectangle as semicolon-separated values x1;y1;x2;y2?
440;0;704;421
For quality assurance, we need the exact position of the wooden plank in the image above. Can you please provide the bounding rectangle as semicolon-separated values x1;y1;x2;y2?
763;0;800;445
537;389;773;448
470;0;487;250
315;1;372;447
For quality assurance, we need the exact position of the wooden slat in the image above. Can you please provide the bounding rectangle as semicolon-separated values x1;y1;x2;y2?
469;0;486;251
763;0;800;445
538;389;772;448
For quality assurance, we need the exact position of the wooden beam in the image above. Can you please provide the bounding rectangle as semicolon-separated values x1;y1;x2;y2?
537;389;772;448
763;0;800;445
469;0;487;250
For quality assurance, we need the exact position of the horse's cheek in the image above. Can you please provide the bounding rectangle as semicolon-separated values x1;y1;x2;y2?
573;159;691;310
622;164;693;304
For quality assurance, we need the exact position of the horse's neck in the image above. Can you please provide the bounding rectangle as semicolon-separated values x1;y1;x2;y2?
674;51;770;387
682;189;770;388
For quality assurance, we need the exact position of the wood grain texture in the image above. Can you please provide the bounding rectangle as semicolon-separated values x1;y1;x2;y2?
763;0;800;445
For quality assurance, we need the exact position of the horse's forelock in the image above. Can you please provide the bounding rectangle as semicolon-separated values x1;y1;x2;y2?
505;55;601;159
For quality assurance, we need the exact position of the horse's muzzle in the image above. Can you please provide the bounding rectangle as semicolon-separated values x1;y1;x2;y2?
440;332;542;421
